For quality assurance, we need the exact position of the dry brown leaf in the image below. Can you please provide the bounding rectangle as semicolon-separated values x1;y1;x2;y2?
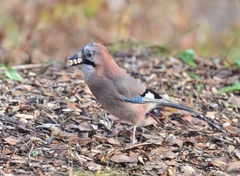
226;161;240;174
233;149;240;160
164;135;183;148
67;101;77;110
50;126;61;135
209;170;229;176
150;147;177;159
15;113;34;119
66;122;97;132
142;133;163;145
12;84;34;91
181;114;208;127
181;114;194;124
78;138;92;146
144;160;168;173
129;150;139;158
56;75;71;82
229;96;240;108
107;137;121;146
137;155;145;164
181;164;198;175
184;137;198;144
223;121;232;129
235;137;240;144
34;110;41;118
10;154;28;164
206;111;217;119
86;162;102;171
210;159;227;170
3;136;20;145
196;136;207;143
3;148;12;155
111;154;138;163
227;145;235;153
12;90;23;96
71;72;82;79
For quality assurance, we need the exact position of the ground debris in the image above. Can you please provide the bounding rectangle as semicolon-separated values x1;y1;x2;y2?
0;55;239;175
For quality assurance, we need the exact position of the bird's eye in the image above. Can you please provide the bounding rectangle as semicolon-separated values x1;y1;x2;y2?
87;53;92;57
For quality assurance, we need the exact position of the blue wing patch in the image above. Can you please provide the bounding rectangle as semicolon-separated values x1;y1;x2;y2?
122;89;161;103
122;95;143;103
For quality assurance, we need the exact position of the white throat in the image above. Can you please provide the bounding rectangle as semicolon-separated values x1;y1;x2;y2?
81;64;95;81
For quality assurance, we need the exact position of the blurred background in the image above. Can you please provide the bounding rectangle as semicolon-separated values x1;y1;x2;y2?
0;0;240;65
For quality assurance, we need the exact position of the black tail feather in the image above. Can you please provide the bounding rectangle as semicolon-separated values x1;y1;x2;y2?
159;101;197;114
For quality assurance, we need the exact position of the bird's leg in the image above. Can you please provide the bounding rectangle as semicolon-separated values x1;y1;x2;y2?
131;125;137;144
147;112;164;127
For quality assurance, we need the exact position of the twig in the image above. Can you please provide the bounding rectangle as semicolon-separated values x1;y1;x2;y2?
0;63;50;71
196;114;225;133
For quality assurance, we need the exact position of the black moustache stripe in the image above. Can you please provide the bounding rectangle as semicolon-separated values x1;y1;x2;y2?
83;59;96;67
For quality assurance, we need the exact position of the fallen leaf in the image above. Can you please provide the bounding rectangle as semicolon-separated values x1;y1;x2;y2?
3;136;20;145
223;121;231;129
86;162;102;171
50;126;61;135
34;110;41;118
67;101;77;110
210;159;227;170
66;122;97;132
150;147;177;159
15;113;34;119
107;138;121;145
142;134;163;145
10;154;27;164
229;96;240;108
226;161;240;174
12;84;34;91
138;155;145;164
206;111;217;119
233;149;240;160
181;164;198;175
227;145;235;153
144;160;168;173
56;75;71;82
111;154;138;163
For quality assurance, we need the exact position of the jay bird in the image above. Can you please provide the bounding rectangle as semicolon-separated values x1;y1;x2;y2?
68;42;198;143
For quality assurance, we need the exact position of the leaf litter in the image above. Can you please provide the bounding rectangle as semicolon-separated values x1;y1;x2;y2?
0;51;240;175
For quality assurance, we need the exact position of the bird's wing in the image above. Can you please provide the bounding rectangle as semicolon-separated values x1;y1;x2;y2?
112;69;146;97
110;69;197;114
121;87;198;114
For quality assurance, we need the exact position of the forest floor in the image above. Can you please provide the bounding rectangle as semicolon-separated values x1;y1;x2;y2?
0;47;240;175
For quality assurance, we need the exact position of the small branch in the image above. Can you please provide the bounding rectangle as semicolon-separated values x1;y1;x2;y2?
196;114;225;133
0;63;50;71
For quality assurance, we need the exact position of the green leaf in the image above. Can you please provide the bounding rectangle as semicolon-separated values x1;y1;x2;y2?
5;67;23;81
188;72;201;80
233;59;240;69
197;83;204;92
31;150;39;157
0;64;23;81
180;49;197;67
218;82;240;93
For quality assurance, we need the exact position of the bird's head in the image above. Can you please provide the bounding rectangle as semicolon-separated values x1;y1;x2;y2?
68;42;97;67
68;42;116;80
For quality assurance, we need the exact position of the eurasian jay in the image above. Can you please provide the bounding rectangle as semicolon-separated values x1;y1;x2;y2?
68;42;198;143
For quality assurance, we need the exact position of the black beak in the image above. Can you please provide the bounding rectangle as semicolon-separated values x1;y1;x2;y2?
69;54;78;60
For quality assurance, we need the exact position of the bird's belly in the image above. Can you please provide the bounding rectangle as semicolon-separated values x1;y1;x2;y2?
96;96;152;126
